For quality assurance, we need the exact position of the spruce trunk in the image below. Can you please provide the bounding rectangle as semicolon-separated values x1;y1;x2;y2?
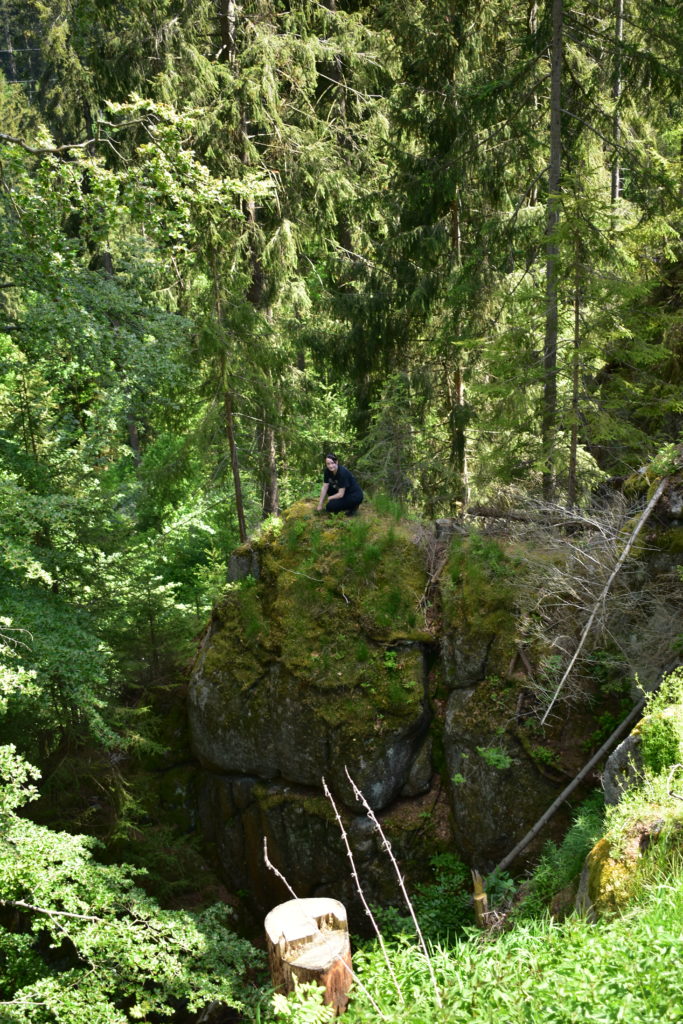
542;0;563;502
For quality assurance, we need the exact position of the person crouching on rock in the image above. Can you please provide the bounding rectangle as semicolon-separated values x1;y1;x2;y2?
317;453;364;516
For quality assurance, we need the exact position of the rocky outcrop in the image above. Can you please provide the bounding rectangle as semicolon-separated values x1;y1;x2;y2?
189;502;446;913
602;733;643;806
444;686;566;867
188;499;672;917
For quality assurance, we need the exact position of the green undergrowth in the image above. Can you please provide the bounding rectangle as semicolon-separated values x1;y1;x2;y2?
338;868;683;1024
266;818;683;1024
512;792;605;920
267;675;683;1024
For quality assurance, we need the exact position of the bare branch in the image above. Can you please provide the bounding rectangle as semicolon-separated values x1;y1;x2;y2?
667;764;683;803
0;119;151;159
494;697;647;875
343;769;442;1008
322;777;403;1007
1;898;100;923
0;132;97;155
540;477;670;724
263;835;387;1019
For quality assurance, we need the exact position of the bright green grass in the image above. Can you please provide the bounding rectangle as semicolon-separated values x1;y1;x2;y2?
264;863;683;1024
340;864;683;1024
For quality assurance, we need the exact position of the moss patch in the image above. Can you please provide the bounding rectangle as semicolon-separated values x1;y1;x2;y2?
440;531;525;682
201;500;430;746
580;836;637;916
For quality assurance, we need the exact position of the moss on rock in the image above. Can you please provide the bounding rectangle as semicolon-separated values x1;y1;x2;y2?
188;500;431;811
439;531;525;687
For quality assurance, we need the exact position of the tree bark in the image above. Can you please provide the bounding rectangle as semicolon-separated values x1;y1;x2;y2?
216;0;236;63
1;0;17;81
611;0;624;206
567;264;581;508
527;1;540;205
542;0;563;502
446;361;469;508
260;412;280;517
222;364;248;544
265;898;352;1016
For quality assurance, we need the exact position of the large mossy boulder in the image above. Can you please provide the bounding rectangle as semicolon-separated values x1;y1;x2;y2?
189;500;432;812
188;502;643;911
188;500;452;916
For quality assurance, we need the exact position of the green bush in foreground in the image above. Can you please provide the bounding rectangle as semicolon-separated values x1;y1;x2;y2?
333;862;683;1024
0;746;262;1024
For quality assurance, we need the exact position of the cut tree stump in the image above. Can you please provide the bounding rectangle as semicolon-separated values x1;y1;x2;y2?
264;897;352;1016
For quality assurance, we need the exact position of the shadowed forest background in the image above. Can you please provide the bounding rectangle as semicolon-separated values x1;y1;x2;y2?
0;1;682;1021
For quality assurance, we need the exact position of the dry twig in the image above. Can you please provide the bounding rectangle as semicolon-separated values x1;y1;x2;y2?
343;769;442;1008
321;778;404;1006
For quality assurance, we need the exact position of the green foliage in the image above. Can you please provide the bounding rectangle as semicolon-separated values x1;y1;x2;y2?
370;853;472;943
382;650;398;671
344;865;683;1023
476;745;513;771
513;793;605;920
0;4;682;1021
271;980;335;1024
411;853;472;939
332;772;682;1024
0;750;262;1023
640;668;683;775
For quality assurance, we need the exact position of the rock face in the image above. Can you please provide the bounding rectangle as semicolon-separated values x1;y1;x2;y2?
444;686;565;866
602;733;644;806
189;502;443;913
187;501;650;918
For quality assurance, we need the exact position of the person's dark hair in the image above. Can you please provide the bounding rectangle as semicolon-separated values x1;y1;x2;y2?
324;452;338;464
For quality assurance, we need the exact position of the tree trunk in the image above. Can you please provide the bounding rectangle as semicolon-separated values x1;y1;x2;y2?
127;407;141;467
567;265;581;508
265;898;352;1016
527;0;540;205
611;0;624;206
446;361;469;508
1;0;17;81
223;379;247;544
216;0;236;63
471;870;490;929
450;190;462;264
260;414;280;517
542;0;563;502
